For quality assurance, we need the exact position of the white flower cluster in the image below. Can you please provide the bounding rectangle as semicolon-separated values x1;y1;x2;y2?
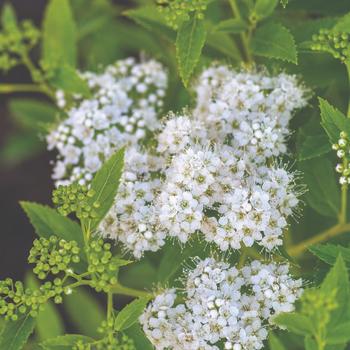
157;140;300;250
140;257;303;350
46;61;307;257
98;65;306;257
99;147;167;258
46;58;167;186
194;65;308;163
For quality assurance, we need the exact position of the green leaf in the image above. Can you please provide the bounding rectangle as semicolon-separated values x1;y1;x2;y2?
254;0;279;20
273;313;314;336
214;18;248;33
319;98;350;144
49;65;90;97
157;240;205;283
298;157;340;218
327;322;350;344
42;0;77;67
251;22;297;63
64;288;104;338
115;297;150;331
321;254;350;326
304;336;318;350
1;3;17;31
309;244;350;266
124;323;153;350
0;132;42;166
110;257;132;269
297;134;331;161
86;147;125;230
40;335;94;350
176;16;207;87
20;202;84;247
268;332;286;350
334;12;350;33
9;99;58;131
0;315;35;350
25;273;64;341
119;259;157;290
123;6;175;42
205;31;241;61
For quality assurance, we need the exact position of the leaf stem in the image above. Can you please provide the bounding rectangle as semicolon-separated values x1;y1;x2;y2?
107;291;113;321
287;223;350;257
346;62;350;118
0;84;48;94
228;0;253;63
111;283;153;299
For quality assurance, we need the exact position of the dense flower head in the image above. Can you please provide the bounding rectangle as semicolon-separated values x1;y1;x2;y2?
194;65;308;163
46;57;168;186
47;61;307;258
140;257;303;350
158;142;300;250
100;119;301;257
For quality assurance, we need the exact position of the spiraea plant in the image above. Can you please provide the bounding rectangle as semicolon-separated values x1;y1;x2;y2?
2;0;350;350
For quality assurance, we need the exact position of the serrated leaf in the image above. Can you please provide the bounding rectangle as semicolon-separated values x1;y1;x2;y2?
297;134;331;161
85;147;125;231
304;336;318;350
309;244;350;266
319;97;350;144
326;322;350;344
321;255;350;326
298;157;340;218
64;288;104;338
273;313;314;336
115;297;150;331
25;273;64;341
9;99;58;131
254;0;279;19
0;315;35;350
1;3;17;31
40;335;94;350
268;332;286;350
214;18;248;33
334;12;350;33
49;65;90;97
42;0;77;67
251;22;297;63
176;16;207;87
20;202;84;247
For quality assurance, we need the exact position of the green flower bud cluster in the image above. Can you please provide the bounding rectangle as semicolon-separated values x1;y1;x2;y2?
0;20;40;72
0;277;66;321
86;239;118;292
311;29;350;63
333;131;350;185
52;183;100;220
73;333;135;350
28;236;81;279
156;0;209;29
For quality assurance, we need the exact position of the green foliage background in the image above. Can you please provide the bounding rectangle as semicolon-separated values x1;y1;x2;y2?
2;0;350;349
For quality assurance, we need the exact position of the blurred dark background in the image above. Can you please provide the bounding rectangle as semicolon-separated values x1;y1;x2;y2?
0;0;52;281
0;0;141;282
